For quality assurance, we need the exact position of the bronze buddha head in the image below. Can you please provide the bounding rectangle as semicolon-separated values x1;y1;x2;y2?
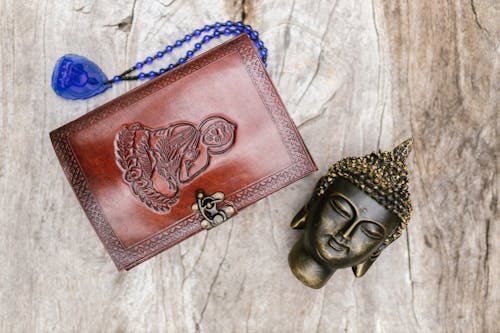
288;139;413;289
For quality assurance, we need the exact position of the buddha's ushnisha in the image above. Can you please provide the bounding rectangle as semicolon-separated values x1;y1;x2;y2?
288;139;413;289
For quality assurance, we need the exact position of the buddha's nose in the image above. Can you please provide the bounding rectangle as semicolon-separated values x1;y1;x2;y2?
341;220;360;239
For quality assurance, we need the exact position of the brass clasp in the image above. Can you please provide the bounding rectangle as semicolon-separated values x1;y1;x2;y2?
191;191;235;229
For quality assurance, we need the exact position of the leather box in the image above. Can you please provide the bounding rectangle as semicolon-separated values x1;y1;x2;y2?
50;34;317;270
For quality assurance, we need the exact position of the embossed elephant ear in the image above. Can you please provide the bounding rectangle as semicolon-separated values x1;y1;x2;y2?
199;116;236;155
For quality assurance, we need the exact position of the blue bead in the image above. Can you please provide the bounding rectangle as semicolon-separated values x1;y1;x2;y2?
234;29;242;35
165;45;173;53
138;73;146;80
236;21;243;27
148;71;156;79
215;22;222;29
178;58;186;64
214;31;221;38
167;64;175;70
224;28;231;35
204;25;211;32
203;36;211;43
225;20;233;26
51;54;111;100
113;76;121;83
159;68;166;74
194;42;202;50
250;31;258;40
175;40;183;47
136;62;144;69
193;29;201;37
186;50;194;58
156;51;164;58
244;25;252;32
185;34;192;41
260;48;268;57
257;40;264;48
145;57;153;64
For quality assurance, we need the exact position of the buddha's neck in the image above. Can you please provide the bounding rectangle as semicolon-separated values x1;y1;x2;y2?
288;240;335;289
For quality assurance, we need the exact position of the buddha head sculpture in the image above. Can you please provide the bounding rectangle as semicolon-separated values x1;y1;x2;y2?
288;139;413;289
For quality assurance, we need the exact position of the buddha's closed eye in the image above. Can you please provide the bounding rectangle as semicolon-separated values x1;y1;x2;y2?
360;222;385;239
329;196;354;219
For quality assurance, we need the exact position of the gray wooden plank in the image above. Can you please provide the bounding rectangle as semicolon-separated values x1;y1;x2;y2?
0;0;497;332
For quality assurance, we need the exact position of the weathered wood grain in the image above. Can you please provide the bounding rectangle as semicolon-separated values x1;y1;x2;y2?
0;0;497;332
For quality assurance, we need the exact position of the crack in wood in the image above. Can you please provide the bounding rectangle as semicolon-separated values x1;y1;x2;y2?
277;0;296;87
196;223;234;332
241;0;247;22
298;90;337;129
102;1;136;33
124;0;138;72
182;231;209;287
406;230;421;329
234;274;246;301
264;198;279;250
371;0;385;149
157;0;177;7
73;6;91;14
314;288;326;333
296;0;338;106
482;217;492;333
103;15;134;32
470;0;491;36
484;217;491;272
245;299;252;333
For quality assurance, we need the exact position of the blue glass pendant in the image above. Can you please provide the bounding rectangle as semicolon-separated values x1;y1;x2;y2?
51;54;111;100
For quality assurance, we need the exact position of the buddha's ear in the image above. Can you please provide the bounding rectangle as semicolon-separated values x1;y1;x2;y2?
352;245;386;277
291;177;326;230
352;257;377;277
290;208;307;229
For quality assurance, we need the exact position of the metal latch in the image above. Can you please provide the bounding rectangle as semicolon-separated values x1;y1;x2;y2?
191;191;236;229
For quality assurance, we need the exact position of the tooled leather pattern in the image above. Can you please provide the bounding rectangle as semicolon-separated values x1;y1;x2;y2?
115;117;236;213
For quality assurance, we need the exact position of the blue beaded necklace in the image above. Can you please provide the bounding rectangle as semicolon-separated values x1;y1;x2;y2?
52;20;267;100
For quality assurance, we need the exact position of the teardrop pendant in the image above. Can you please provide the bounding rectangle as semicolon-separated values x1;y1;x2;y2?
51;54;111;100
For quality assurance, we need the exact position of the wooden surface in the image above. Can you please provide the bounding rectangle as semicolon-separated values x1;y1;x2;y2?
0;0;498;332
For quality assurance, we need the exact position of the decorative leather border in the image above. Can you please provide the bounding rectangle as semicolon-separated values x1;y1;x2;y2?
50;34;317;270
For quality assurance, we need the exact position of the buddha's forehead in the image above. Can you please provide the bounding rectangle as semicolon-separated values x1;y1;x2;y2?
324;177;400;229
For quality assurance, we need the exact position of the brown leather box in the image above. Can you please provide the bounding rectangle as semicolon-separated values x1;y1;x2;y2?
50;34;317;270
